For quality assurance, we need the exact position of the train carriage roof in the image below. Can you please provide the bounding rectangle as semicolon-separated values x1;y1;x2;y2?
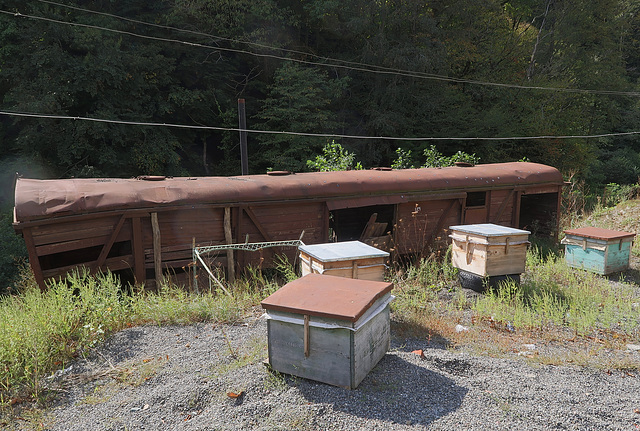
14;162;563;223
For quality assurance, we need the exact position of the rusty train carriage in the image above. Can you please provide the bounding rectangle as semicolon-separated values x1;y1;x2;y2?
13;162;564;290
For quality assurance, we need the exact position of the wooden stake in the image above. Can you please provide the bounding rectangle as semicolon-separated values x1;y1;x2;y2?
151;212;162;287
304;314;310;357
224;207;235;282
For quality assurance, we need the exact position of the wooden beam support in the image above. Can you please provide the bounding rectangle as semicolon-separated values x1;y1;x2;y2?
323;204;330;242
303;314;310;357
132;216;145;285
93;214;127;272
360;213;378;241
22;228;46;291
224;207;235;283
512;191;523;228
235;206;244;270
151;212;162;287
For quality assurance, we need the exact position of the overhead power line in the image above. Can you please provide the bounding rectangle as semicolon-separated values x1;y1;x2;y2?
3;5;640;97
2;110;638;141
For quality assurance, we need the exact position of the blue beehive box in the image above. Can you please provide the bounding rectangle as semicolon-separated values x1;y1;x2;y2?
561;227;635;275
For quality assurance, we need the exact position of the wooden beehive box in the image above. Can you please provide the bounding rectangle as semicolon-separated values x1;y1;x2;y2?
261;273;393;389
561;227;635;275
298;241;389;282
449;223;530;277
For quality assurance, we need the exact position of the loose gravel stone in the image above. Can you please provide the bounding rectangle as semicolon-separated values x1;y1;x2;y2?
12;314;640;430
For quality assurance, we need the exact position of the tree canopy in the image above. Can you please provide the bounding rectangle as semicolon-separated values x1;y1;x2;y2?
1;0;639;188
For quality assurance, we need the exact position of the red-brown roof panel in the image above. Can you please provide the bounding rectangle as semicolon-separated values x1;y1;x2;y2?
14;162;563;222
261;273;393;322
564;226;635;241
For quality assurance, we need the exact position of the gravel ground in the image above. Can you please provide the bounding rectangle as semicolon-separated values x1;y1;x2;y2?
19;311;640;431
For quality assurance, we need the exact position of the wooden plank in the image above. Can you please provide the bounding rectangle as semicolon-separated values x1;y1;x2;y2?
245;203;325;219
31;221;122;246
320;266;386;281
267;319;353;389
321;257;386;270
145;258;197;270
352;305;390;388
451;238;528;277
18;208;151;230
322;203;330;243
42;255;134;279
145;249;192;262
425;199;459;250
512;190;523;227
491;189;515;224
521;184;560;195
360;213;378;241
151;213;162;286
236;206;244;269
247;219;322;233
395;199;460;255
304;315;310;357
565;245;606;274
243;205;273;242
132;217;145;285
36;237;104;257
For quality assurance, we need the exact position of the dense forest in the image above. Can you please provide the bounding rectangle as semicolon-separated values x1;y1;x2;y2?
1;0;640;287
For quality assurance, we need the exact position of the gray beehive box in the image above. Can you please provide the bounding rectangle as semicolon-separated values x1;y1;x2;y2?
261;273;393;389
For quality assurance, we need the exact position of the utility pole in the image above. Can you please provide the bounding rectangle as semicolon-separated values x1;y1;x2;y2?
238;99;249;175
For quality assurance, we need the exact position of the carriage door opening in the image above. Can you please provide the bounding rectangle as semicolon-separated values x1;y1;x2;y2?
519;192;560;236
329;205;395;249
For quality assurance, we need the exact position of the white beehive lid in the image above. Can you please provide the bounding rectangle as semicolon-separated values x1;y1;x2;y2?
299;241;389;262
449;223;530;237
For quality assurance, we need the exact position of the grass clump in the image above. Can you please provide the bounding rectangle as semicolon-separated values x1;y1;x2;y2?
389;252;464;344
473;246;640;338
0;260;286;410
0;270;131;405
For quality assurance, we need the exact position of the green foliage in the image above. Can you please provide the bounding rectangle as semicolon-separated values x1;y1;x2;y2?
390;251;459;315
0;210;27;296
306;141;363;172
391;148;415;170
257;63;349;172
0;264;286;406
0;270;129;402
602;182;640;208
421;145;480;168
0;0;638;183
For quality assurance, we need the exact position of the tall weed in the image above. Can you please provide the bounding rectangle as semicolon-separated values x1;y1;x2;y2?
473;247;640;336
0;269;129;402
0;261;286;407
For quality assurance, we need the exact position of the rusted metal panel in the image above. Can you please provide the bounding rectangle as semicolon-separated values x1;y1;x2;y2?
261;273;393;322
563;227;635;241
13;162;564;289
14;162;563;222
